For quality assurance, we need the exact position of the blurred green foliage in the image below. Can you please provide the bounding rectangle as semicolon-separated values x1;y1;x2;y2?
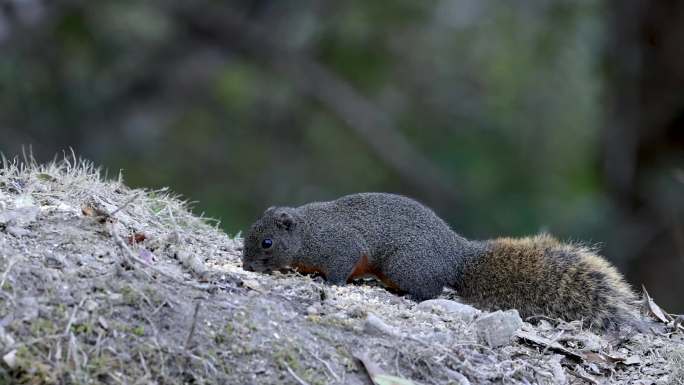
0;0;606;238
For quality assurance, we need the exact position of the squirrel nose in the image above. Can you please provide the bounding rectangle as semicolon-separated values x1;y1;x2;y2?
242;262;255;272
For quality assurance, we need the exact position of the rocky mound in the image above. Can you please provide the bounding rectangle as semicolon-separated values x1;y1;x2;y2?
0;156;681;384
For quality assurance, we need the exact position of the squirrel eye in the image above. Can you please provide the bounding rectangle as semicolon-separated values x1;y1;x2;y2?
261;239;273;249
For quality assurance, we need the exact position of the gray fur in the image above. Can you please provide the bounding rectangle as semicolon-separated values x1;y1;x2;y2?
242;193;482;300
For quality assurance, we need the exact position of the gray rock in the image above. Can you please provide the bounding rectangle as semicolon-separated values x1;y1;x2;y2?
474;309;523;348
0;206;39;227
346;306;366;319
417;299;481;322
6;226;30;237
306;305;320;316
3;350;17;369
364;313;399;337
16;297;40;321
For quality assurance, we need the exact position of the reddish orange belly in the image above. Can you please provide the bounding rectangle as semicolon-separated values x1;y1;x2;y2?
291;262;326;276
348;255;400;290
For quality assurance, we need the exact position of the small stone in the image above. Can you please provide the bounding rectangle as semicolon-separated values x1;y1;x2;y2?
14;194;35;209
364;313;399;337
16;297;39;321
623;356;642;366
0;206;39;227
85;299;99;312
346;306;366;319
6;226;30;237
44;252;66;269
240;279;261;291
177;250;209;277
474;309;523;348
56;201;76;213
306;305;319;316
417;299;481;322
109;293;123;302
98;316;109;330
3;350;17;369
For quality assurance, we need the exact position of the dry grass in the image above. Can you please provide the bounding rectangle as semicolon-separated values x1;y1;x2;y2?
0;151;221;235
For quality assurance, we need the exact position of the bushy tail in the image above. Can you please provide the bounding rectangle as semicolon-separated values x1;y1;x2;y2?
458;234;643;332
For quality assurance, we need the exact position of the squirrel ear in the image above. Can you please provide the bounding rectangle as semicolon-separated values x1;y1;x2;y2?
275;211;296;231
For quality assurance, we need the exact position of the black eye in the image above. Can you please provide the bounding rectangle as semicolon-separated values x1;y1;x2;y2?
261;239;273;249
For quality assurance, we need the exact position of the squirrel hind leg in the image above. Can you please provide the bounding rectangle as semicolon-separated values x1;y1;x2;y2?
380;244;449;301
598;311;655;342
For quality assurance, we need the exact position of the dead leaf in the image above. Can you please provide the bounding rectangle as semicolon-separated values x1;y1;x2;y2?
81;203;113;224
581;352;628;365
515;330;583;362
581;352;618;365
128;232;147;244
353;352;416;385
641;286;673;324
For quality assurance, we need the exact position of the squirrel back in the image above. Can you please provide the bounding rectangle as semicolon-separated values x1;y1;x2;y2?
242;193;641;331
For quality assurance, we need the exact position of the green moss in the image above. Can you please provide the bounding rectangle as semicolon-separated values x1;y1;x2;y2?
13;346;57;384
148;200;166;215
309;314;355;331
120;285;140;306
29;318;59;335
273;346;301;371
87;354;117;378
73;322;93;335
213;333;226;344
272;343;328;385
142;286;165;306
231;310;257;333
131;325;145;336
335;345;357;372
214;322;236;344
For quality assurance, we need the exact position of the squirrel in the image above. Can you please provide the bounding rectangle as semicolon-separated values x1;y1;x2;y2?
242;192;641;331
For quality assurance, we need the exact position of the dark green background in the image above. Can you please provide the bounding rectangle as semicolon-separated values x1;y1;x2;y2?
2;0;683;312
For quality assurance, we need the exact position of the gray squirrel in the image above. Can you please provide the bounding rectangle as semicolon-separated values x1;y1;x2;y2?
242;193;641;331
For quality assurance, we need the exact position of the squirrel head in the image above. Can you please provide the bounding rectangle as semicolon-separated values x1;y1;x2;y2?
242;206;303;273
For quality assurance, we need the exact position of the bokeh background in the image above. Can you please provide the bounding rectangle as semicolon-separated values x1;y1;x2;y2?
1;0;683;312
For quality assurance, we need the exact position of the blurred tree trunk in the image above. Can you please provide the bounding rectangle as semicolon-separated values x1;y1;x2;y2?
605;0;684;312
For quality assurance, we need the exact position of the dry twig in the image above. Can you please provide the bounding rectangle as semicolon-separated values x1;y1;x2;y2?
185;301;202;349
284;362;311;385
